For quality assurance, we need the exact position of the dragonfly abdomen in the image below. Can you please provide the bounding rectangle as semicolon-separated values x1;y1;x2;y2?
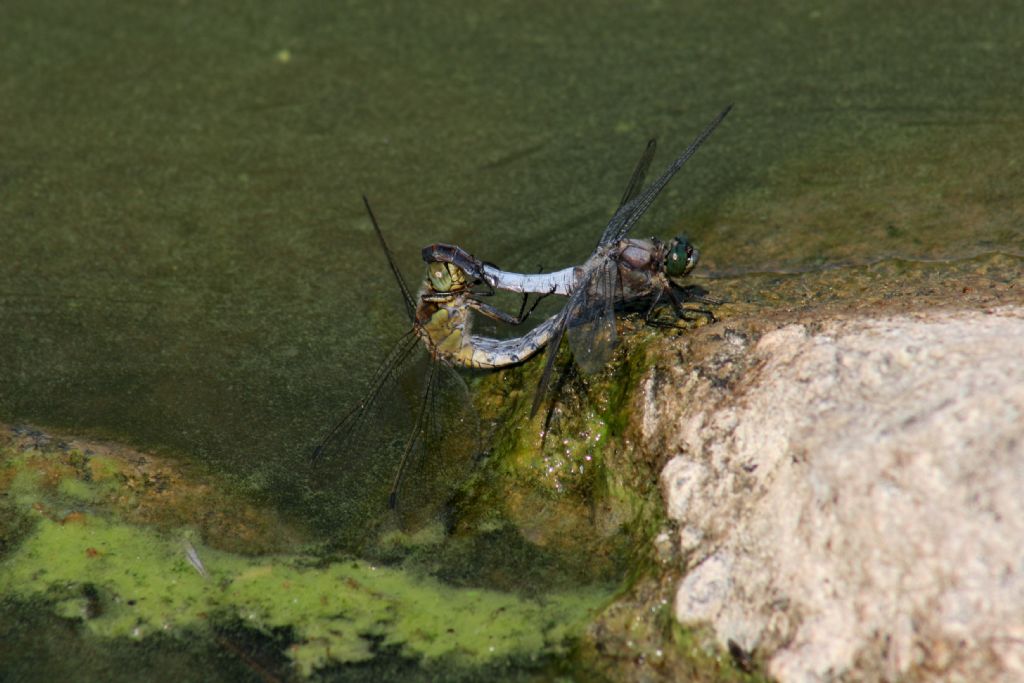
461;316;560;369
415;292;546;369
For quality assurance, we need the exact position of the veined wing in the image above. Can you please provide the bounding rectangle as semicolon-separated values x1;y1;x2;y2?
310;330;427;512
526;139;660;415
461;138;659;298
391;361;479;528
598;105;731;247
311;329;479;523
557;138;655;373
311;329;422;464
528;256;617;415
310;196;480;524
566;258;619;375
364;195;417;323
309;197;424;469
616;139;657;220
530;303;572;417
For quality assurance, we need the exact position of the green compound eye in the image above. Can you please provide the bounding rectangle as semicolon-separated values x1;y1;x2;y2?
427;262;468;292
428;262;454;292
665;235;699;278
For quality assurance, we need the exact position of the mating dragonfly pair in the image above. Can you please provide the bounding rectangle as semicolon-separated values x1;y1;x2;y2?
313;106;731;517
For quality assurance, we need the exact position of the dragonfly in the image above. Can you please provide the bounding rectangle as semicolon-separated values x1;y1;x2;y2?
311;197;558;522
424;143;710;330
425;105;732;415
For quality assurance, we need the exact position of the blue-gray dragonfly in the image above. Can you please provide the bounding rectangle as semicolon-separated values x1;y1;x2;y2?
424;106;731;414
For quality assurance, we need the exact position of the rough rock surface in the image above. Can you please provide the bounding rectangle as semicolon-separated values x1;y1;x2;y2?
649;306;1024;682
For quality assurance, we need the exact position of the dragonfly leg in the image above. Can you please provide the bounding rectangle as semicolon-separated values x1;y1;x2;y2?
471;280;497;297
539;359;582;450
643;288;666;322
514;260;557;323
666;285;717;324
469;286;552;326
673;281;722;307
515;285;557;323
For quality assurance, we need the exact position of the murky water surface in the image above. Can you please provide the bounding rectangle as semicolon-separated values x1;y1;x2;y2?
1;0;1021;679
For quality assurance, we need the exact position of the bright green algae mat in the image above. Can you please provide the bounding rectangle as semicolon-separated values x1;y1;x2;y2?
0;438;605;679
1;519;597;675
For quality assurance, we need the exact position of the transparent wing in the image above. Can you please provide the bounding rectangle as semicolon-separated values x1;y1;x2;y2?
617;139;657;213
530;310;571;418
527;112;728;414
310;331;436;517
527;139;658;414
364;196;416;322
599;106;731;246
311;330;421;461
392;362;480;529
312;331;480;527
566;258;619;375
528;261;617;415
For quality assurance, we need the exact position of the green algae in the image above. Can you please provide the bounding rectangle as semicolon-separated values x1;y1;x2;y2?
1;512;600;674
446;322;674;596
0;433;606;679
57;474;98;503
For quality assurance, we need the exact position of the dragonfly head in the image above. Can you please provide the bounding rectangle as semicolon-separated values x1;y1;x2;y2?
426;261;469;293
664;235;700;278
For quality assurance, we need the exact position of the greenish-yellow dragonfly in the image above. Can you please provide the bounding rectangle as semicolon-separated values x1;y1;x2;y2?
312;198;555;521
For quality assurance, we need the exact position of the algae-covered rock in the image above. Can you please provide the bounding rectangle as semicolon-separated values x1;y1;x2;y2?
453;322;675;587
456;313;774;682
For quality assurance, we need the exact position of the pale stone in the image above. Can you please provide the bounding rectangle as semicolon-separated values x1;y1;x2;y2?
655;307;1024;682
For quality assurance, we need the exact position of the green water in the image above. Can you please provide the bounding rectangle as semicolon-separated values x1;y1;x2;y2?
1;0;1022;679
